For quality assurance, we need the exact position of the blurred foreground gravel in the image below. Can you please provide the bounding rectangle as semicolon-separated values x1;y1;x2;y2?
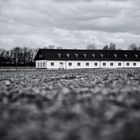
0;68;140;140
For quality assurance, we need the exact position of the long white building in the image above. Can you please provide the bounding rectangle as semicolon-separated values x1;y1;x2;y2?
34;49;140;69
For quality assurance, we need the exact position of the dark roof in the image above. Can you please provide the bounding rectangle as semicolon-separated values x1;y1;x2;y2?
34;49;140;61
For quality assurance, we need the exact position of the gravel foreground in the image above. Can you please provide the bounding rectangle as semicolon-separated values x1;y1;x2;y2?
0;68;140;140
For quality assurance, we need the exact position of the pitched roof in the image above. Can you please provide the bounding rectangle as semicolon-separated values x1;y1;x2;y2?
34;49;140;61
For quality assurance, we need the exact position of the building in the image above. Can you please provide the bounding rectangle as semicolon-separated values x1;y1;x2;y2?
34;49;140;69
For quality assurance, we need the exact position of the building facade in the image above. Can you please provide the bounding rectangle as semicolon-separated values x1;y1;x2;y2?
34;49;140;69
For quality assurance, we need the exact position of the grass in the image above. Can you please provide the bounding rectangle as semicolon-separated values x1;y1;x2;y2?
0;68;140;140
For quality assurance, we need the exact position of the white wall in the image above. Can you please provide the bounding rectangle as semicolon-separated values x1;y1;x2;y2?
124;61;140;68
46;61;66;69
101;61;124;68
66;61;100;69
36;60;47;68
35;60;140;69
46;61;100;69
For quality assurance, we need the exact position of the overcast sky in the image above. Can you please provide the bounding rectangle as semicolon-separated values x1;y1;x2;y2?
0;0;140;50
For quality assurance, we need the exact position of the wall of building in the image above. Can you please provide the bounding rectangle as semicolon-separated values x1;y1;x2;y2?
101;61;124;68
36;60;140;69
65;61;100;69
123;61;140;68
36;60;47;68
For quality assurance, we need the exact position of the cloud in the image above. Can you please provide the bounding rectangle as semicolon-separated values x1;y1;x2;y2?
0;0;140;49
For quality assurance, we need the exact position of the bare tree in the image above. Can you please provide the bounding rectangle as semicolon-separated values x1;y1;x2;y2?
109;42;116;50
128;43;138;50
102;43;116;50
102;45;109;50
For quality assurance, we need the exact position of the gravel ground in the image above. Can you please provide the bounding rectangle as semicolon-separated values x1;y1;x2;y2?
0;68;140;140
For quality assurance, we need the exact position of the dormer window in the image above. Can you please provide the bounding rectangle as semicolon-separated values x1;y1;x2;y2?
66;53;70;58
114;54;117;58
124;54;127;58
75;54;78;58
83;54;87;58
100;54;104;58
135;54;138;58
58;53;61;58
92;54;95;58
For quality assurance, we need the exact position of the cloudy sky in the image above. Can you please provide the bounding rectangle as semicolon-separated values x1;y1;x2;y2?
0;0;140;50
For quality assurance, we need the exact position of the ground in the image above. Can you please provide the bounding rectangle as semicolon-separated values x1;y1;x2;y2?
0;68;140;140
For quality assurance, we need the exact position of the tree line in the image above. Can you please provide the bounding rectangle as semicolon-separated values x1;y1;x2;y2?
86;43;140;50
0;47;38;67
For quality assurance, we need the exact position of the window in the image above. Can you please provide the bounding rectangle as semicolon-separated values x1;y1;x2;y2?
100;54;104;58
133;63;136;66
51;62;54;66
69;62;72;66
40;62;42;67
75;54;78;58
86;63;89;66
94;63;98;66
77;62;81;66
60;62;63;65
58;53;61;58
124;54;127;58
114;54;117;58
83;54;87;58
66;54;70;58
126;63;129;66
103;63;106;66
43;62;45;67
110;63;113;66
92;54;95;58
135;54;138;58
118;63;121;66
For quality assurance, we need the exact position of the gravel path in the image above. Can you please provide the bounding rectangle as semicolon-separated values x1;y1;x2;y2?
0;69;140;140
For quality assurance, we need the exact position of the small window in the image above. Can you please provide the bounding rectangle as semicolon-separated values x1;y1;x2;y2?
86;63;89;66
94;63;98;66
126;63;129;66
77;62;81;66
133;63;136;66
58;53;61;58
40;63;42;67
110;63;113;66
51;62;54;66
103;63;106;66
69;62;72;66
124;54;127;58
60;62;63;65
38;63;40;67
114;54;117;58
135;54;138;58
66;54;70;58
83;54;87;58
43;62;45;67
118;63;121;66
100;54;104;58
75;54;78;58
92;54;95;58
